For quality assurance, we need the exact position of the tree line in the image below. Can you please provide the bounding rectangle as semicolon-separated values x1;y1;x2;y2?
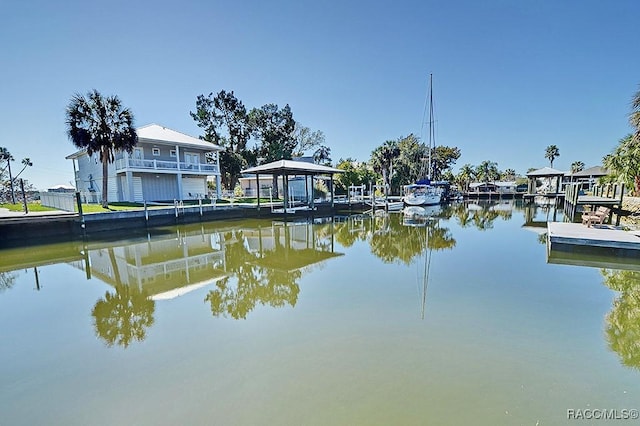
62;82;640;207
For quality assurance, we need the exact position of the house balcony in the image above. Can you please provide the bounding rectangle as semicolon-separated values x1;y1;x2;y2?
115;158;219;175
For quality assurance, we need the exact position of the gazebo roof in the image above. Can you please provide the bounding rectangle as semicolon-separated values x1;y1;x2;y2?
241;159;344;175
571;165;607;177
526;167;566;177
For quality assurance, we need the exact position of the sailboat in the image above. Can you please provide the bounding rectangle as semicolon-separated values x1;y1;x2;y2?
403;74;443;207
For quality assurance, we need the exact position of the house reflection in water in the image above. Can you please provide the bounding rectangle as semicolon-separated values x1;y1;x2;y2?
82;229;228;301
74;219;342;320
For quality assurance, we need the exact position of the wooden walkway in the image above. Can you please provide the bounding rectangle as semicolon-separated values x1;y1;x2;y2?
547;222;640;251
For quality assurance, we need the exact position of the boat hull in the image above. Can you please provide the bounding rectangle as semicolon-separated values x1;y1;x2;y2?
403;184;442;206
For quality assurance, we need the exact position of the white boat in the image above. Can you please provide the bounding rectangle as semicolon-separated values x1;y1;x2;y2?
403;184;442;206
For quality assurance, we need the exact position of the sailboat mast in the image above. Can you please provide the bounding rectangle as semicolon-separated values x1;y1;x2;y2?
428;73;434;181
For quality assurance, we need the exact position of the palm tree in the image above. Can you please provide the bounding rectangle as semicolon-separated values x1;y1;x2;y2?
476;160;498;183
502;168;516;181
0;147;15;204
370;140;399;194
545;145;560;168
631;86;640;142
66;90;138;208
456;163;475;191
313;144;332;165
570;161;585;174
14;158;33;180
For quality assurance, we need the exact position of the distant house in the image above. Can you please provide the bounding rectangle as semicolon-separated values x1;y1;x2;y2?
569;166;608;191
468;181;516;194
66;124;223;203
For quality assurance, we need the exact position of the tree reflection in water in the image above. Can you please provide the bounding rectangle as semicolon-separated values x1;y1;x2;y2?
602;269;640;370
92;284;155;348
0;271;17;292
205;226;303;320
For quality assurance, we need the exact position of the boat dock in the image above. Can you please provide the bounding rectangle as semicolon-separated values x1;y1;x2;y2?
547;221;640;251
563;183;625;219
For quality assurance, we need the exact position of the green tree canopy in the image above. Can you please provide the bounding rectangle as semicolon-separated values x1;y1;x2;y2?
476;160;499;183
570;161;585;173
603;134;640;194
66;90;138;207
430;145;461;180
190;90;252;190
370;140;400;192
249;103;296;198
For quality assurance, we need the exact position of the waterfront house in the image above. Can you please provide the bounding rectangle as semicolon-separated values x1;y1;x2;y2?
66;124;223;203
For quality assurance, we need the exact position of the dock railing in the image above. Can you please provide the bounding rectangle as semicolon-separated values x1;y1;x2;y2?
564;182;625;224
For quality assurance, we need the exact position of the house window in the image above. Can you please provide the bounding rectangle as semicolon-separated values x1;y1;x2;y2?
170;150;176;157
152;148;160;156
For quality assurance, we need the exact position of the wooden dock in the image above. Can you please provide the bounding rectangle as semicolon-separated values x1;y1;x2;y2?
547;221;640;251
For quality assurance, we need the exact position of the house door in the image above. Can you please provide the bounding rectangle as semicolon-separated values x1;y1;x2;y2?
184;152;200;170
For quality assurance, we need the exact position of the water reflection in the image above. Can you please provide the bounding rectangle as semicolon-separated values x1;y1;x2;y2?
0;271;17;292
205;222;339;319
92;284;155;348
334;209;455;265
602;269;640;370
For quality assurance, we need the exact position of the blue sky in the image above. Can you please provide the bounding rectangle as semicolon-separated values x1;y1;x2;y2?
1;0;638;190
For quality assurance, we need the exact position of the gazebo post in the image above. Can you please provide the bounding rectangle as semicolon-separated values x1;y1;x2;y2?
330;175;335;208
256;173;260;211
283;172;289;213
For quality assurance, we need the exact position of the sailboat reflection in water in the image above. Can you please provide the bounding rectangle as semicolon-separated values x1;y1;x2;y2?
402;207;456;319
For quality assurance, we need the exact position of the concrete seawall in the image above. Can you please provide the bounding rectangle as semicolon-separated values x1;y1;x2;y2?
0;204;345;247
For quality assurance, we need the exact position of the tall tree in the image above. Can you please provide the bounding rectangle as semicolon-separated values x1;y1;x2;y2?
293;124;325;157
430;145;461;180
501;168;516;181
476;160;499;183
312;145;332;165
190;90;252;190
0;147;15;203
14;158;33;180
456;163;476;191
631;85;640;143
603;134;640;194
570;161;585;174
249;104;296;198
390;134;424;192
545;145;560;168
370;140;400;194
66;90;137;208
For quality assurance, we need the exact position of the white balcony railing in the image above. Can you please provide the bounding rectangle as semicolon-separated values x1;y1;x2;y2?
115;158;219;174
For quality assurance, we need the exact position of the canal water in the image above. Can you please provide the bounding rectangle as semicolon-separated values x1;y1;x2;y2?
1;201;639;425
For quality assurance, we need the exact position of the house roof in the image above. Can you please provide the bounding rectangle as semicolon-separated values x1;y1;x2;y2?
137;124;223;151
571;165;608;177
526;167;566;177
241;159;344;175
66;123;222;159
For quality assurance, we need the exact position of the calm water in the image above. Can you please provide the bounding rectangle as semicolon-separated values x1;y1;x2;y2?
1;201;639;425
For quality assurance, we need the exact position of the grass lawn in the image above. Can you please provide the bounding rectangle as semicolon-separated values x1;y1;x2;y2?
232;197;282;204
0;202;57;212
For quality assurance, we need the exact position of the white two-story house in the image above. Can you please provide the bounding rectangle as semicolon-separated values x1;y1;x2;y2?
66;124;223;203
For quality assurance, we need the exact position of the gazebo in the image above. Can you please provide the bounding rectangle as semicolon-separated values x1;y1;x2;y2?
241;159;344;212
526;167;566;196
